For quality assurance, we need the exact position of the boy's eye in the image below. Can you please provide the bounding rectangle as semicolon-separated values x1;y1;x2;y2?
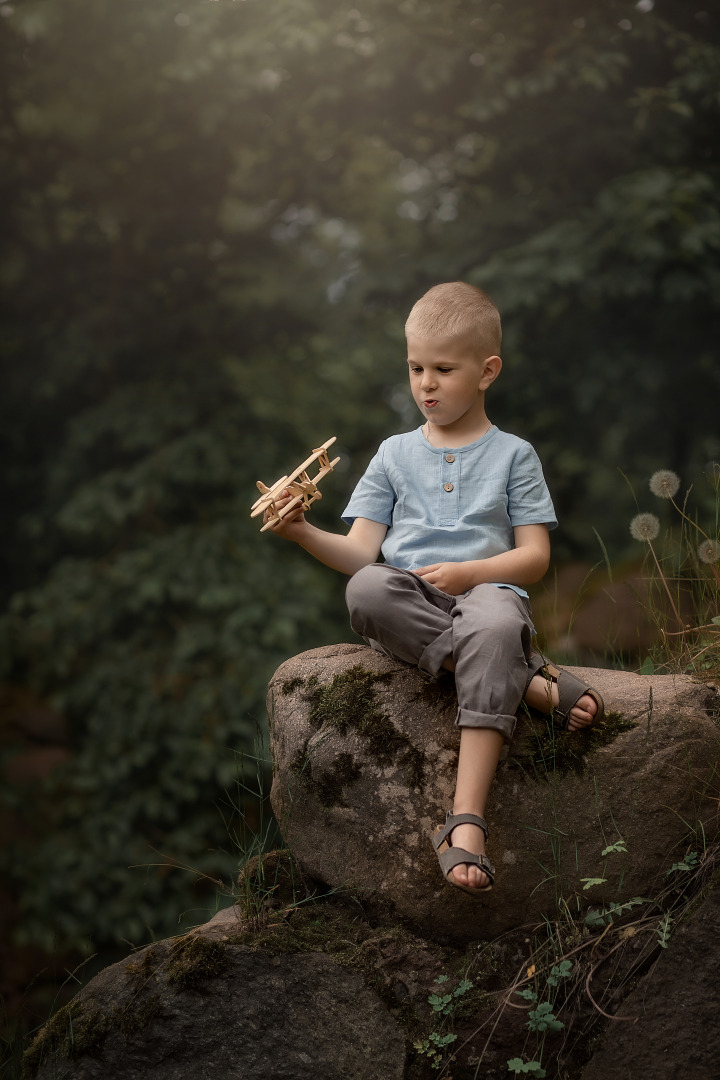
438;367;452;374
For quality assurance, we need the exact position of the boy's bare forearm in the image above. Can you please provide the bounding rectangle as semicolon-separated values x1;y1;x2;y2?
414;524;550;595
466;545;549;587
273;518;385;576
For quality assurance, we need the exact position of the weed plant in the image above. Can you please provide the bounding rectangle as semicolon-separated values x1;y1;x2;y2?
424;839;720;1080
628;464;720;678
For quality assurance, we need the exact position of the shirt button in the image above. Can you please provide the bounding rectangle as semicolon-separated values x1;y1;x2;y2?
445;454;455;463
444;482;454;492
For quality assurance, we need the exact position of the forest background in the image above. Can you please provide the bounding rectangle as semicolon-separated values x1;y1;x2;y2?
1;0;719;1050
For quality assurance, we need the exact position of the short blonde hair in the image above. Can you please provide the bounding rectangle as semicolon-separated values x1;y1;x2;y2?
405;282;501;357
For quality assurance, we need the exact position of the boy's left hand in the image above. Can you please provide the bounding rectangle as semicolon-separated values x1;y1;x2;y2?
414;562;475;595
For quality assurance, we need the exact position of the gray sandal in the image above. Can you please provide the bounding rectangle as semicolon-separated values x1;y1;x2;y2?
526;653;605;731
432;811;495;894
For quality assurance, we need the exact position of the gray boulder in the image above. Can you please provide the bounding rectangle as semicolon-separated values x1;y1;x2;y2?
269;644;720;943
581;887;720;1080
26;902;407;1080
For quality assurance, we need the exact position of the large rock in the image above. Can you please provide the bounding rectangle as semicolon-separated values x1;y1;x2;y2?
25;901;407;1080
581;887;720;1080
269;644;720;943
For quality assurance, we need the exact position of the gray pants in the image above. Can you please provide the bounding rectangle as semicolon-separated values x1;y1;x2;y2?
345;563;535;741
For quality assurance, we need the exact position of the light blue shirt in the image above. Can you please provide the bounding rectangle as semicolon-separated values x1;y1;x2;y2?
342;426;557;596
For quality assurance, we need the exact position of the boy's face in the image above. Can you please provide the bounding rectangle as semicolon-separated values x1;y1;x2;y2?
406;334;500;432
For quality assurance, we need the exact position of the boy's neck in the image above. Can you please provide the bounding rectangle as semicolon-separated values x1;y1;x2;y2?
423;413;494;449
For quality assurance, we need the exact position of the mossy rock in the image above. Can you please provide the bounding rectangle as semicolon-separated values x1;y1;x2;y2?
268;644;720;944
25;902;408;1080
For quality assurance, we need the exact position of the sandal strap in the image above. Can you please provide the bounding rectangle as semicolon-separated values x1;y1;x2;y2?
524;650;551;690
432;811;488;851
552;668;603;721
437;846;496;886
527;655;605;726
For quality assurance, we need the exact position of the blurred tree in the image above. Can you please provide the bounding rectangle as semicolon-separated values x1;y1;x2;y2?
0;0;718;954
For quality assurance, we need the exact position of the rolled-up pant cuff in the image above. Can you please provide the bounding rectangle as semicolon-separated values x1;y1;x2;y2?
455;706;516;741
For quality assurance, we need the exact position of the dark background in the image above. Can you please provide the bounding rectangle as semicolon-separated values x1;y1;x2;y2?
1;0;718;1058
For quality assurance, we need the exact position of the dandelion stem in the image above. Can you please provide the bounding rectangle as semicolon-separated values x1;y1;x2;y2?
663;623;720;636
670;498;712;546
647;540;684;628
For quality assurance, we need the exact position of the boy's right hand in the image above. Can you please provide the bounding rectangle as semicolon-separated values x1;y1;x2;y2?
263;489;307;538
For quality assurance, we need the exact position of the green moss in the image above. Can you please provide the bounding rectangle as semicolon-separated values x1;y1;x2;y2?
290;743;363;807
227;898;412;980
302;665;427;791
509;709;638;779
165;935;232;992
229;903;366;956
125;945;163;983
113;994;163;1037
22;968;166;1078
282;676;305;695
22;1003;110;1078
412;675;457;717
317;751;363;807
236;848;308;916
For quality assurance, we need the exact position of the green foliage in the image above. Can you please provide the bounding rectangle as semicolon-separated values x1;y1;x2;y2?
413;1031;458;1071
428;976;473;1017
601;840;628;856
508;1058;546;1077
665;851;700;876
581;877;608;890
584;897;647;929
413;973;473;1070
657;912;673;950
628;468;720;677
527;1002;564;1035
511;957;573;1075
546;960;573;988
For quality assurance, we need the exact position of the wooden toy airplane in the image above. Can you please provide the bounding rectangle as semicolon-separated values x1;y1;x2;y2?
251;437;341;532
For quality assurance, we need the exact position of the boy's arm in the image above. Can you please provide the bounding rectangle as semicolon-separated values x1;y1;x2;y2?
264;493;387;576
414;524;550;596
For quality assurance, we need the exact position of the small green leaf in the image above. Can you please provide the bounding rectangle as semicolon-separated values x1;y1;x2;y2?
585;908;612;928
508;1059;546;1077
601;840;627;856
428;992;453;1012
657;913;673;949
665;851;699;876
547;960;573;986
581;877;607;890
430;1032;457;1048
527;1002;563;1033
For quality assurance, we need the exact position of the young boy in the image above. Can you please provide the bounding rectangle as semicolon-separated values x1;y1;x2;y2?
265;282;602;895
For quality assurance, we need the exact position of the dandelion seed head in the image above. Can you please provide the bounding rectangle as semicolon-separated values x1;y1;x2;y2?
706;461;720;487
698;539;720;565
649;469;680;499
630;513;660;542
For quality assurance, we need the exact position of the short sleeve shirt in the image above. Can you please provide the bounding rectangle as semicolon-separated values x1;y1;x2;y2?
342;426;557;579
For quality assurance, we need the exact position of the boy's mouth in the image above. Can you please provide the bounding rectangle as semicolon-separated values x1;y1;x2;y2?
424;399;438;408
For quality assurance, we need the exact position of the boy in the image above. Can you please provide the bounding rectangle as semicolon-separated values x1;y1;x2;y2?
265;282;602;895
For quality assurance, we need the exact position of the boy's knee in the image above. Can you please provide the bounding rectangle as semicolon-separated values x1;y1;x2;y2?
345;563;390;625
459;586;532;648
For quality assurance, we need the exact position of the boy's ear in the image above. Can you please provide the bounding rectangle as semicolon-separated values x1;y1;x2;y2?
479;354;502;389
